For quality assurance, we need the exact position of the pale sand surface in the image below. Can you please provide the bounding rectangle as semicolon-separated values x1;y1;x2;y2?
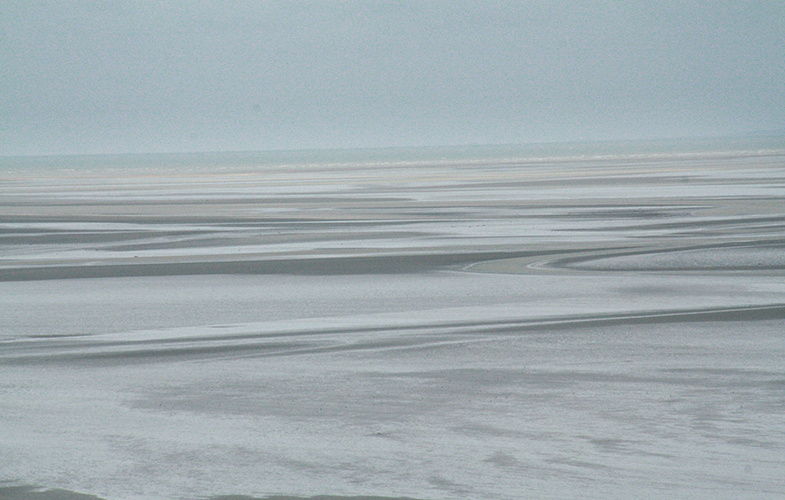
1;147;785;499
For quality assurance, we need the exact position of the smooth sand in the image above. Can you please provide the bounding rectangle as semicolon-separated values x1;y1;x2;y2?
2;149;784;499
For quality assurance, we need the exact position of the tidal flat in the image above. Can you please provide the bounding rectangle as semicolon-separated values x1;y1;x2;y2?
1;141;784;500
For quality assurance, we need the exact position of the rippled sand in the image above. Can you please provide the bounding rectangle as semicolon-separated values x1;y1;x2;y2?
1;146;784;499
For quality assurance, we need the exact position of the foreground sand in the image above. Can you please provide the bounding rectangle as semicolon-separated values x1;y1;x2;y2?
1;145;784;499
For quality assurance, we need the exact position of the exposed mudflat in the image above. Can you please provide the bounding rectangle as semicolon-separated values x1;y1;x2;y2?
1;147;784;499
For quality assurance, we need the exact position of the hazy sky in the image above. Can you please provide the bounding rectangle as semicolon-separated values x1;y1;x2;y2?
2;1;784;155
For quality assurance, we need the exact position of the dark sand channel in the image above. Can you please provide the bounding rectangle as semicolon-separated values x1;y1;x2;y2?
1;145;784;499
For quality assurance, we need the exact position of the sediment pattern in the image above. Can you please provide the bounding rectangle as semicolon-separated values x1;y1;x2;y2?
1;148;784;499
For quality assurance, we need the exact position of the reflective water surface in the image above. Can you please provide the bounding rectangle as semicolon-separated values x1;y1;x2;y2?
1;143;784;499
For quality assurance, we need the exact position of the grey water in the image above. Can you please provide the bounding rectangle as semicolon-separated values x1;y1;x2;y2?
1;138;785;500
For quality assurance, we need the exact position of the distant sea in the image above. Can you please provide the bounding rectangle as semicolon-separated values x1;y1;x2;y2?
2;134;785;173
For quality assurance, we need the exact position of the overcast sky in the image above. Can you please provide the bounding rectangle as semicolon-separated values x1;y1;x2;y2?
2;1;784;155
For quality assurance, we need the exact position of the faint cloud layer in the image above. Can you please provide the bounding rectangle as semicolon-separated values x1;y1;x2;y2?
1;1;784;155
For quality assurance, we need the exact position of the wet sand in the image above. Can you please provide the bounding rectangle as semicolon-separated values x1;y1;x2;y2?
1;146;784;499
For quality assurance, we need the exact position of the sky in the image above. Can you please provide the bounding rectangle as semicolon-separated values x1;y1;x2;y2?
2;1;784;156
